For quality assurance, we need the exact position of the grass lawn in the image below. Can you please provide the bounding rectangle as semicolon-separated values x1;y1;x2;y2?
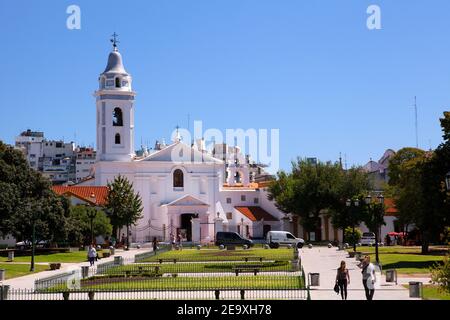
143;248;293;263
104;261;292;274
0;263;49;279
0;250;104;263
403;284;450;300
77;275;304;291
348;246;446;274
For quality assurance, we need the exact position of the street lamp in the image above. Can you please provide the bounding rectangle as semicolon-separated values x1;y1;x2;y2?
30;204;41;272
346;199;360;252
86;206;97;245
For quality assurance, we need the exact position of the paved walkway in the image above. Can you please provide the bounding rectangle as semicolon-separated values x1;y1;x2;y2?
2;248;151;289
300;247;430;300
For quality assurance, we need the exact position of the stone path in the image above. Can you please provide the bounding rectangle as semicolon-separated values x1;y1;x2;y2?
2;248;151;289
300;247;429;300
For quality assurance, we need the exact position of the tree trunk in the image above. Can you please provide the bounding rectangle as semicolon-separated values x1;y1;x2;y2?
421;230;430;254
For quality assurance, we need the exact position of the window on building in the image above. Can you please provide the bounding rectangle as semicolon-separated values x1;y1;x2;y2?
254;198;259;204
115;133;121;144
226;198;232;204
241;195;246;201
173;169;184;188
113;108;123;126
115;77;121;88
226;212;233;220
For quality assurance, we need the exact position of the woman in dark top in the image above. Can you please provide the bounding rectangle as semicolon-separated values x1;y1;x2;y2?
336;261;350;300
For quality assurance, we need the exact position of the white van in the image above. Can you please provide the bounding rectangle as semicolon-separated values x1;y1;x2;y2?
360;232;376;246
266;231;305;249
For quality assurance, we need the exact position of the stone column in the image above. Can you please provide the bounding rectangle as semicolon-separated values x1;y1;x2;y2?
191;218;201;243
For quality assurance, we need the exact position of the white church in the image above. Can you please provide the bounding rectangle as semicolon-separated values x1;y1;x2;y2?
90;41;294;244
61;41;396;245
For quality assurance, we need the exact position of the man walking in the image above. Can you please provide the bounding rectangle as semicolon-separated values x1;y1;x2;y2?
358;255;376;300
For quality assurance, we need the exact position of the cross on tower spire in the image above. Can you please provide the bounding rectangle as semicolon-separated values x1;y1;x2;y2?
110;32;120;51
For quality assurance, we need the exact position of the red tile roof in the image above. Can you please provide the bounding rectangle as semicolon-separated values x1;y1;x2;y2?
52;186;108;206
235;206;279;222
384;198;398;216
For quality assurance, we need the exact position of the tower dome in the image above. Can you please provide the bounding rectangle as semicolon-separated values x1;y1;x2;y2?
103;49;128;75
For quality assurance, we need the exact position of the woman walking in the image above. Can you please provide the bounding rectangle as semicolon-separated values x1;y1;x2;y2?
358;255;376;300
336;261;350;300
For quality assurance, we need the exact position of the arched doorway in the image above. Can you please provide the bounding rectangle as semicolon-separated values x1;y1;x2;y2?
179;214;198;242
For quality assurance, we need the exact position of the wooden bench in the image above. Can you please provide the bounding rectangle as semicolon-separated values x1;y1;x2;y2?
233;265;262;276
159;258;177;264
243;257;264;263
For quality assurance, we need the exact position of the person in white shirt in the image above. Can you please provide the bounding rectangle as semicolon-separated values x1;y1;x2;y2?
358;255;376;300
88;245;97;266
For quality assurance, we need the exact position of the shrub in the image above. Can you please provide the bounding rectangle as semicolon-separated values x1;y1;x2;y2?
430;255;450;294
344;227;362;245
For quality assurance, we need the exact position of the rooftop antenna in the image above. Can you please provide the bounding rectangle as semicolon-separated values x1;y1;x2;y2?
187;114;190;133
339;152;342;169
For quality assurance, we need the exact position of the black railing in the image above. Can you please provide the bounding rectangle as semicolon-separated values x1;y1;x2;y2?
3;288;308;300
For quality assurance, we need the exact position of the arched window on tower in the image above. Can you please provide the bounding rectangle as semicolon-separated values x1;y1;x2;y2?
100;77;106;89
113;108;123;126
173;169;184;188
115;77;121;88
115;133;121;145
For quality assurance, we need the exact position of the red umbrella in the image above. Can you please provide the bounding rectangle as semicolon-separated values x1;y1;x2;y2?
387;232;398;236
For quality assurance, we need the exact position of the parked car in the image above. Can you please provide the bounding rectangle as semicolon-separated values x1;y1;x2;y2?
15;240;49;250
266;231;305;249
360;232;376;246
215;232;254;247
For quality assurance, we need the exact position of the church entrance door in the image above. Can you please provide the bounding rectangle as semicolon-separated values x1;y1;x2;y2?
179;214;198;242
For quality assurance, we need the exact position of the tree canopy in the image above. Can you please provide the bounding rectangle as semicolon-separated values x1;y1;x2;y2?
104;175;143;239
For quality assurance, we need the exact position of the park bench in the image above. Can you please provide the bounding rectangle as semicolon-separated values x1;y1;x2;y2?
242;257;264;263
232;265;262;276
124;266;161;277
158;258;178;264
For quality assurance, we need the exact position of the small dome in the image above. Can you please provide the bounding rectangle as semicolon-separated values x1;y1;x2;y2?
103;49;128;75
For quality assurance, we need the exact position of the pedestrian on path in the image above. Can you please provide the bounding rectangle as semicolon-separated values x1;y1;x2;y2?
358;255;376;300
335;260;350;300
152;237;158;252
88;245;97;267
177;232;183;250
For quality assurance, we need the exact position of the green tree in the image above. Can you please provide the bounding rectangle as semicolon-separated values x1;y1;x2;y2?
67;205;112;245
344;227;362;245
388;112;450;254
0;141;70;245
329;168;370;245
104;175;143;248
268;158;369;241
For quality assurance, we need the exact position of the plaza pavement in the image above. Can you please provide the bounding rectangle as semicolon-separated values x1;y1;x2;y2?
2;247;151;289
300;246;430;300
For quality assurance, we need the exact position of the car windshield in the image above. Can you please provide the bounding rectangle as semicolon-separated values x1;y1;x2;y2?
362;233;375;237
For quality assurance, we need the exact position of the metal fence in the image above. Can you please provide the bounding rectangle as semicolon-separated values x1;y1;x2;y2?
3;288;309;300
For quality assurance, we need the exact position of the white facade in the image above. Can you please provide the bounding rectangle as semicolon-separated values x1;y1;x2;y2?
93;44;398;244
93;45;287;243
76;147;96;182
15;130;44;170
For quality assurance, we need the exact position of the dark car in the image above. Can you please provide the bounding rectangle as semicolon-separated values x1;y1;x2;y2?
215;232;254;247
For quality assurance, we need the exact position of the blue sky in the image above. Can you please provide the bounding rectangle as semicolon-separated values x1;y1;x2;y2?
0;0;449;172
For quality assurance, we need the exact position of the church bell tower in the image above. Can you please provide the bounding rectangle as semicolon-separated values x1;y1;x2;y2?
95;33;136;161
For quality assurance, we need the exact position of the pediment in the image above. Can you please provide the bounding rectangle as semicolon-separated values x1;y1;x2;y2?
138;142;222;163
164;195;209;207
